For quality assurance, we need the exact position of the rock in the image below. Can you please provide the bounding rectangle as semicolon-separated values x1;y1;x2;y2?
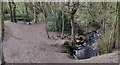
75;47;87;59
74;46;98;59
87;48;98;58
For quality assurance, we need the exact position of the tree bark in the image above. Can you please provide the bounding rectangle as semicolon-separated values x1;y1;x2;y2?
41;3;50;39
34;3;39;23
0;2;5;65
61;11;64;39
70;15;76;45
44;13;50;39
69;2;79;46
9;2;13;22
25;3;29;22
12;2;17;23
0;1;4;53
116;2;120;49
102;2;107;33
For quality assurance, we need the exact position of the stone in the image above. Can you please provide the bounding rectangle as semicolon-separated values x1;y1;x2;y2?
75;47;87;59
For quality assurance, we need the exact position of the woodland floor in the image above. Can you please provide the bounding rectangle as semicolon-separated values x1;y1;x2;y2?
2;21;119;63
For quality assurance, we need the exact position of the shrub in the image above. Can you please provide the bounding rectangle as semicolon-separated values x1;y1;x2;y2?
97;30;116;54
4;13;34;21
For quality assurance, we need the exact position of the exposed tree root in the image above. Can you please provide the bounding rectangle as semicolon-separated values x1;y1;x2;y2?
5;32;22;40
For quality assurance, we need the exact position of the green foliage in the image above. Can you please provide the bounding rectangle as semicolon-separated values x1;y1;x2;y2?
97;31;111;54
64;14;71;34
97;30;116;54
89;20;101;30
4;14;10;20
4;13;34;21
3;3;118;54
56;10;62;32
4;2;34;21
56;10;71;34
46;9;71;34
38;14;45;22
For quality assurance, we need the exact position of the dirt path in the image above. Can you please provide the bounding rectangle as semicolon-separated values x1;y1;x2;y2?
3;21;73;63
2;21;119;63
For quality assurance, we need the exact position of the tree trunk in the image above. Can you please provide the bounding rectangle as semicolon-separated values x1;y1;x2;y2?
44;13;50;39
9;2;13;22
116;2;120;49
0;1;4;53
70;15;76;46
32;2;39;23
35;12;39;23
12;2;17;23
102;2;107;33
50;3;57;37
25;3;29;22
69;2;79;46
40;3;50;39
61;11;64;39
0;2;5;65
35;5;39;23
